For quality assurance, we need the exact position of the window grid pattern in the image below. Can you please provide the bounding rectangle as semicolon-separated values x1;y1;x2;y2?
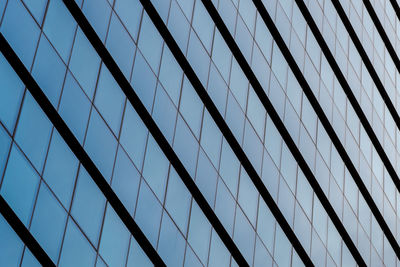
0;0;400;266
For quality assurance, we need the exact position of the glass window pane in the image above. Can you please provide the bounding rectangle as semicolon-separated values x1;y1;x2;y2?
207;64;228;115
233;207;255;264
23;0;47;24
188;202;211;264
138;14;163;72
157;212;185;266
82;0;111;42
1;145;40;225
254;237;273;267
30;183;67;261
58;72;91;144
106;14;136;78
192;0;214;52
134;181;162;246
165;168;191;234
215;178;236;235
120;103;148;169
94;66;125;136
71;168;106;245
32;35;66;106
208;231;230;267
180;78;203;139
152;84;177;144
158;47;183;106
0;126;10;176
173;116;199;177
142;136;169;202
111;147;140;214
114;0;142;41
15;92;52;171
99;205;130;267
243;121;263;173
1;0;41;68
238;169;258;226
200;111;222;168
212;31;231;82
84;109;118;181
184;245;203;267
21;249;41;267
59;219;96;267
131;50;157;112
195;149;218;207
43;131;78;209
0;54;25;133
0;213;24;266
274;226;292;267
43;0;76;62
219;139;240;195
167;1;190;52
69;29;101;99
126;237;152;267
187;31;210;86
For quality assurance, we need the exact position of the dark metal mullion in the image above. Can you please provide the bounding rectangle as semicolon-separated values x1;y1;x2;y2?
60;0;249;266
0;34;166;267
0;196;55;266
139;0;313;265
201;0;367;265
293;0;400;259
362;0;400;74
329;0;400;156
388;0;400;24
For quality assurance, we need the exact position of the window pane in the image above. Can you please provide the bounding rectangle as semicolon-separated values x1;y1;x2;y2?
71;168;106;245
1;0;40;68
84;109;118;181
59;219;96;267
0;54;24;133
43;0;76;62
15;92;52;171
43;131;78;209
0;214;24;266
157;212;185;266
30;184;67;261
94;66;125;136
99;205;130;267
32;35;66;106
1;145;40;225
111;147;140;214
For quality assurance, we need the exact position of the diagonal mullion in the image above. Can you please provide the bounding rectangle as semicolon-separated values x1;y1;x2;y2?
361;0;400;73
200;0;366;265
137;0;314;266
293;0;400;259
253;0;400;261
388;0;400;24
0;195;55;266
60;0;250;266
329;0;400;153
0;34;166;267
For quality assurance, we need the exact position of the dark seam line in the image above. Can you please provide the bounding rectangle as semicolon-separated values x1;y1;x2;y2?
0;196;55;266
203;0;366;264
60;0;249;266
294;0;400;259
330;0;400;153
0;34;166;267
363;0;400;74
253;0;395;263
389;0;400;23
141;0;314;265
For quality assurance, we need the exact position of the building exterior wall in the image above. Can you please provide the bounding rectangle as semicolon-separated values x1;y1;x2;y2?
0;0;400;266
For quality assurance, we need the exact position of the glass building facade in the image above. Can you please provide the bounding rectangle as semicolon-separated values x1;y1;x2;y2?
1;0;400;266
